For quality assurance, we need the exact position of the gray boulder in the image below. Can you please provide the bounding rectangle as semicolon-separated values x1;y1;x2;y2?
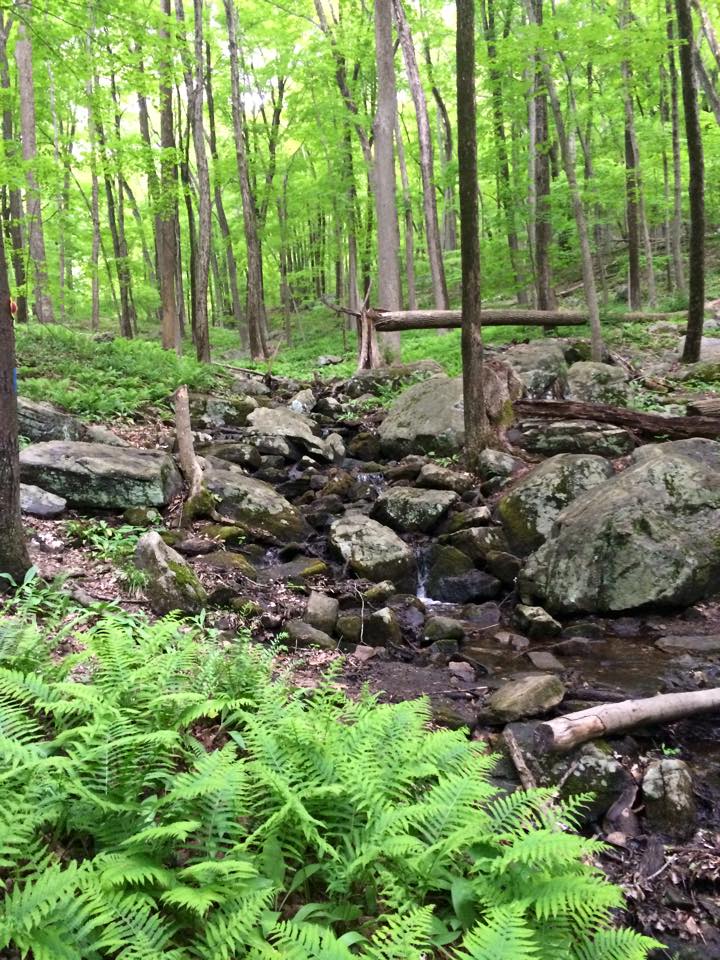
345;359;444;398
20;483;67;518
513;603;562;639
632;437;720;473
189;393;257;430
288;388;316;415
247;406;339;461
17;397;88;443
304;591;339;635
20;442;181;508
417;462;474;493
477;448;523;481
497;454;614;554
487;674;566;722
286;620;336;650
371;487;458;533
505;341;568;398
643;759;696;839
513;419;635;458
205;467;308;542
520;449;720;613
567;361;630;405
135;531;207;615
198;441;262;471
329;513;416;587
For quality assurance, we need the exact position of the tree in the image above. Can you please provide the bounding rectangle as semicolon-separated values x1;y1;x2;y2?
158;0;181;353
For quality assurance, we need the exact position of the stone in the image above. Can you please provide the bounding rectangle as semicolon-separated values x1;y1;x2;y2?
198;442;262;471
315;396;343;416
497;454;614;555
174;537;217;556
520;449;720;613
446;506;492;532
365;606;402;646
526;650;565;672
643;759;696;839
348;431;381;461
484;550;522;586
189;393;256;429
285;619;336;650
17;397;88;443
655;635;720;654
558;743;634;823
424;616;466;643
329;513;416;587
632;437;720;474
417;462;474;493
202;524;245;545
134;531;207;615
324;433;346;463
345;359;445;398
246;406;337;461
229;374;270;396
123;506;161;527
19;483;66;518
567;361;630;405
288;388;316;415
305;591;339;635
513;419;635;458
448;660;475;682
205;467;308;542
440;526;509;562
256;556;329;582
505;340;568;398
337;614;363;643
362;580;396;604
460;602;502;629
193;551;257;577
477;448;523;481
513;604;562;639
371;487;458;533
426;545;501;603
353;643;380;662
487;674;566;722
317;355;343;367
20;441;182;508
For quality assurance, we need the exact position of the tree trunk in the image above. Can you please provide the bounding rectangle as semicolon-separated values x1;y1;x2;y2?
15;0;54;324
527;0;554;311
0;225;31;584
393;0;449;309
424;42;456;251
158;0;181;353
676;0;705;362
223;0;268;360
620;3;642;310
457;0;489;469
373;0;402;362
394;117;417;310
372;308;586;331
0;14;27;326
666;0;686;295
188;0;211;362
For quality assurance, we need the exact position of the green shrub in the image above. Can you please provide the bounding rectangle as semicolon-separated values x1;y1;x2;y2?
0;593;659;959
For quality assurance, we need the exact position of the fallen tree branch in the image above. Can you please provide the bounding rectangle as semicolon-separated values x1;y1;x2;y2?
372;308;586;331
515;399;720;440
535;687;720;753
503;728;538;790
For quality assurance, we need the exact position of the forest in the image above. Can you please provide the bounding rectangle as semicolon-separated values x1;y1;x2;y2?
1;0;720;957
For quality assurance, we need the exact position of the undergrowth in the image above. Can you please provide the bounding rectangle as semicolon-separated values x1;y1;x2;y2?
0;583;659;959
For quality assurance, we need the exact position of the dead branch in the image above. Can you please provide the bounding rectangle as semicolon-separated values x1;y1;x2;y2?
174;385;212;527
515;399;720;439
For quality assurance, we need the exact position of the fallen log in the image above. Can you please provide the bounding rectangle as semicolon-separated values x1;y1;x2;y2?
686;396;720;416
371;308;587;331
514;399;720;440
535;687;720;753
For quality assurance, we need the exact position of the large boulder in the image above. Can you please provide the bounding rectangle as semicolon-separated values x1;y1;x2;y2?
246;406;341;462
17;397;88;443
329;513;416;587
632;437;720;473
189;393;257;430
520;449;720;613
497;454;614;555
504;341;568;398
512;419;635;458
204;467;308;542
371;487;458;533
19;441;181;508
135;531;207;615
345;359;444;398
567;361;630;405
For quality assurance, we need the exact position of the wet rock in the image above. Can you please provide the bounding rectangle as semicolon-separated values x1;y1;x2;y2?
289;388;316;415
460;602;502;629
305;591;339;635
446;506;492;532
372;487;459;533
558;743;634;823
477;448;523;481
427;561;501;605
123;506;161;527
487;673;566;722
512;419;635;458
643;759;696;839
526;650;565;672
189;393;256;429
363;580;396;604
20;441;182;508
365;606;402;646
428;637;460;658
567;361;629;405
520;449;720;613
247;406;336;461
440;526;509;562
656;635;720;654
205;467;308;542
303;494;345;529
513;604;562;639
348;431;381;461
345;359;445;398
485;550;522;586
285;619;336;650
498;453;613;555
337;614;363;643
505;340;568;398
448;660;475;682
193;551;257;577
135;531;207;615
417;462;474;493
329;512;416;587
424;616;466;643
198;442;262;471
20;483;66;518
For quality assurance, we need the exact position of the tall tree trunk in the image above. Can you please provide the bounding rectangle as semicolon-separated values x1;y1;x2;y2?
15;0;54;324
457;0;489;469
393;0;448;308
676;0;705;362
158;0;181;353
0;14;27;326
223;0;268;360
666;0;686;294
188;0;211;361
527;0;554;311
344;125;361;316
373;0;402;362
395;117;417;310
424;42;456;251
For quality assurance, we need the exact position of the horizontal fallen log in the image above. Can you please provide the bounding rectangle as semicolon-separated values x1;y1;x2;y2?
535;687;720;753
514;399;720;440
686;397;720;416
371;309;587;331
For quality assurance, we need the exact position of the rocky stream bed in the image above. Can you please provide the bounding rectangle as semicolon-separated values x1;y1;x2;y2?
12;332;720;957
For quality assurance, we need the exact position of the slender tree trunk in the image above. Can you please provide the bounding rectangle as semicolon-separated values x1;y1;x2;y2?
457;0;489;468
395;117;417;310
46;66;66;323
666;0;686;294
0;14;27;325
223;0;268;360
158;0;181;353
527;0;554;311
374;0;402;362
86;60;101;331
692;0;720;70
424;43;456;251
344;126;361;316
15;0;54;324
393;0;448;308
676;0;705;362
188;0;211;361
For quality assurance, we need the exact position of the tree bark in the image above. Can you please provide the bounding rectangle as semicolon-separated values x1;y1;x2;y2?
424;42;456;251
0;225;31;584
14;0;54;324
158;0;181;353
188;0;211;362
676;0;705;363
527;0;554;311
394;117;417;310
666;0;686;294
0;14;27;326
373;308;586;331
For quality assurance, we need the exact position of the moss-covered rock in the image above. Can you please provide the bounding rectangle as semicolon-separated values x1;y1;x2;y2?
487;674;565;722
329;513;415;588
205;467;308;542
189;393;257;429
135;531;207;615
505;341;568;398
372;487;458;533
567;361;630;405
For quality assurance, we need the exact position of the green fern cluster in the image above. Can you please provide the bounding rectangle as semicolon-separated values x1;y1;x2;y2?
0;595;659;959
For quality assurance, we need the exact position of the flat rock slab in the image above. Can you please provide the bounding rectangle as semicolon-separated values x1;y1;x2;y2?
512;419;635;458
656;635;720;654
20;441;182;508
20;483;67;518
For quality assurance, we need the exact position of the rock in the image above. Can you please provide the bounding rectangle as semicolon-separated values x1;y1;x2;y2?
363;580;396;604
202;524;245;545
567;361;630;405
446;506;492;532
371;487;459;533
246;406;336;461
229;374;270;396
558;743;634;823
441;526;509;562
20;441;182;508
505;340;568;398
460;602;502;629
484;550;522;586
448;660;475;682
513;604;562;639
17;397;88;443
426;547;501;603
487;674;566;722
345;359;445;398
513;419;635;458
497;454;614;555
198;442;262;471
173;537;217;556
348;431;381;461
520;449;720;613
258;556;329;582
526;650;565;672
417;462;474;493
205;467;308;542
189;393;256;429
317;355;343;367
383;457;426;481
424;616;466;643
352;643;380;662
337;614;363;643
123;506;161;527
193;551;257;577
305;591;339;635
643;759;696;839
84;425;131;446
329;513;416;587
134;531;207;615
655;635;720;654
315;396;343;416
365;607;402;646
323;432;346;463
285;619;336;650
19;483;66;518
477;448;523;481
632;437;720;474
289;388;316;415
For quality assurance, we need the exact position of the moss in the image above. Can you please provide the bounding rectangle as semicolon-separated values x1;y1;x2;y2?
202;524;245;544
181;487;217;526
299;560;329;578
167;560;205;598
